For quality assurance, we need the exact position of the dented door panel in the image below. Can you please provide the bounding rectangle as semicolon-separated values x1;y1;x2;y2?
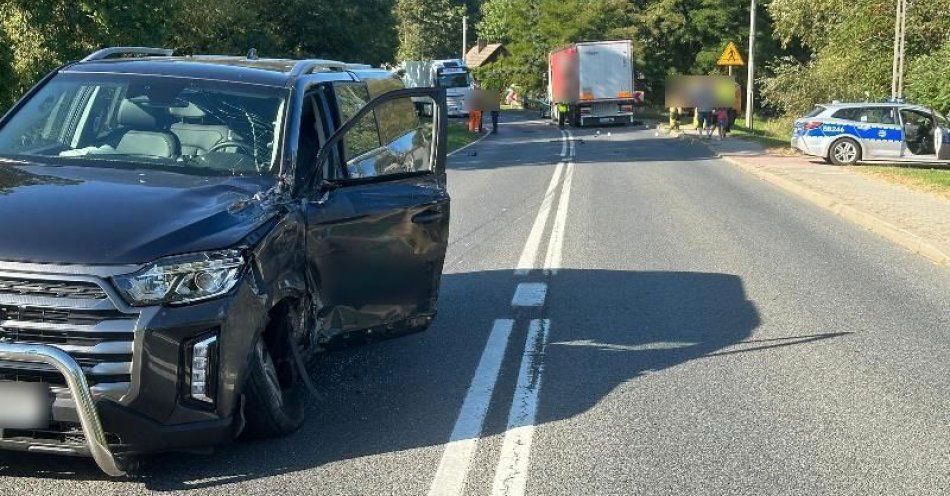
304;175;449;339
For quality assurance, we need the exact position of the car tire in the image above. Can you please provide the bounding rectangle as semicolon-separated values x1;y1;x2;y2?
829;138;861;165
242;313;306;439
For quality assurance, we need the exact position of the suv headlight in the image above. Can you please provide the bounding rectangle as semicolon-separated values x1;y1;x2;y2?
113;250;244;306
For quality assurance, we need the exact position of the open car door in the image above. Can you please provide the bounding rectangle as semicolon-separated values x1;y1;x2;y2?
936;124;950;161
303;86;449;344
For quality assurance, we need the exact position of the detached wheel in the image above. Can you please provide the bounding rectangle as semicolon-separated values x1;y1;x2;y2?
242;319;306;438
829;138;861;165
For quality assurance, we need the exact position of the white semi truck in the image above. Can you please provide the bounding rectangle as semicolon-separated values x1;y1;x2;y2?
402;59;474;117
548;40;642;127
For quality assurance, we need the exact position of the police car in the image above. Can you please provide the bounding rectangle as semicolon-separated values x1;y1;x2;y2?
791;101;950;165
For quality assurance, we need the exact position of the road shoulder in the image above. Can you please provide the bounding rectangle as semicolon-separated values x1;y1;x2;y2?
675;131;950;268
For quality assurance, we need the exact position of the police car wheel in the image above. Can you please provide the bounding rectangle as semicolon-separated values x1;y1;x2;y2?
829;138;861;165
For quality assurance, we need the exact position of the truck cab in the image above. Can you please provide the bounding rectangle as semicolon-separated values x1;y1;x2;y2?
402;59;473;117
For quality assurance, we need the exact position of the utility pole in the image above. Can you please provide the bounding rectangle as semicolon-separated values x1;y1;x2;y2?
462;15;468;61
745;0;756;131
891;0;902;98
891;0;908;99
897;0;907;98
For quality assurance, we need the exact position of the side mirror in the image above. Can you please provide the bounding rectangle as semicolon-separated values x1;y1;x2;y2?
318;179;340;193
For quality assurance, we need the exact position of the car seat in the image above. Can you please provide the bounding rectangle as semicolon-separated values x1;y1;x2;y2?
169;103;235;156
114;101;181;158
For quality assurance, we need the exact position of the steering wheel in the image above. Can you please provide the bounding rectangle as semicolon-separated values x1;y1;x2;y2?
208;141;254;155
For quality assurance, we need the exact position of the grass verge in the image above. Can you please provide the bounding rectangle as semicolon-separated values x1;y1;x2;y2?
852;165;950;199
447;121;482;153
423;117;483;153
729;116;795;150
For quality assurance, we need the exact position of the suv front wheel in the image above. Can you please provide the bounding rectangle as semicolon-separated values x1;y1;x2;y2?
242;314;306;438
829;138;861;165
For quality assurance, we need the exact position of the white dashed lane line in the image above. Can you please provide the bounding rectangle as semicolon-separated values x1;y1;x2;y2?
511;282;548;307
427;319;514;496
427;129;576;496
492;129;574;495
490;319;551;496
514;160;566;276
543;160;575;275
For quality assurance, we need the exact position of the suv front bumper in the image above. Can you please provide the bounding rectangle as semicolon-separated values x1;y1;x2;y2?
0;343;124;476
0;262;269;474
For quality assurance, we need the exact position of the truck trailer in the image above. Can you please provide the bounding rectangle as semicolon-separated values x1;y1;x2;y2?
548;40;640;127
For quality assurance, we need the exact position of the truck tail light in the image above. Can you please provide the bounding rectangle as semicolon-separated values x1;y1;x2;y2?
804;121;823;130
186;333;218;404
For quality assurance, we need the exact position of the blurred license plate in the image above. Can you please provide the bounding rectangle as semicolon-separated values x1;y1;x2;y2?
0;382;51;429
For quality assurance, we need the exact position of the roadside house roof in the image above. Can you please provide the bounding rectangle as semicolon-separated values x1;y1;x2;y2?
465;43;507;68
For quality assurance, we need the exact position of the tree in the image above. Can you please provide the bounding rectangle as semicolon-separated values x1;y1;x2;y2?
905;42;950;115
474;0;629;95
477;0;520;43
0;0;401;111
762;0;950;115
395;0;466;60
0;0;175;107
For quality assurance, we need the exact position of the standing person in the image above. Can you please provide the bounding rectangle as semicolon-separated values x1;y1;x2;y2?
469;81;485;134
469;109;483;133
695;85;714;138
727;107;737;133
716;107;729;140
556;102;569;129
697;106;712;138
488;90;501;134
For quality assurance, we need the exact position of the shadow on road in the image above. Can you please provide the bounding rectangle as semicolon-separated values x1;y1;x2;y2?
0;269;851;490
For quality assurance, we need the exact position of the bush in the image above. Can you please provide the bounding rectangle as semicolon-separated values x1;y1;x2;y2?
905;42;950;115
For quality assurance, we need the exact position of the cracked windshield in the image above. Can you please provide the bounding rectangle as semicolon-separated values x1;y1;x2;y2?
0;74;283;176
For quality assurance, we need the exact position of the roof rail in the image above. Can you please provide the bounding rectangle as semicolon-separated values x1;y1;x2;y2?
81;47;174;62
290;59;348;76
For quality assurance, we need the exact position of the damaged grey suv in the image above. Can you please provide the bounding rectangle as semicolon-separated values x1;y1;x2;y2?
0;47;450;475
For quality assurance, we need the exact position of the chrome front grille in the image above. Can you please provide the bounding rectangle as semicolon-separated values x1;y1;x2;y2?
0;277;108;299
0;275;135;397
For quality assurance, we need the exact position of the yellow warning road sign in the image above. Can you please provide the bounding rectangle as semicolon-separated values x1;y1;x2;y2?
717;42;745;66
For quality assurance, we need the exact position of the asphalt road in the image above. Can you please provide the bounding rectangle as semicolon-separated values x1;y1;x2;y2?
1;112;949;495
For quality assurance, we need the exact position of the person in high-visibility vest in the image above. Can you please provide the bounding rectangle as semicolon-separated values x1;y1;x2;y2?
556;102;570;129
469;109;483;133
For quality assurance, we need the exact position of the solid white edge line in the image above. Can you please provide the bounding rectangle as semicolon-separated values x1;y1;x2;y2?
448;130;492;157
427;319;515;496
543;159;575;274
489;319;551;496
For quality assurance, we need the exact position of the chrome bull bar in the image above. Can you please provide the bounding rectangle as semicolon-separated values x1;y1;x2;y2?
0;343;125;476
